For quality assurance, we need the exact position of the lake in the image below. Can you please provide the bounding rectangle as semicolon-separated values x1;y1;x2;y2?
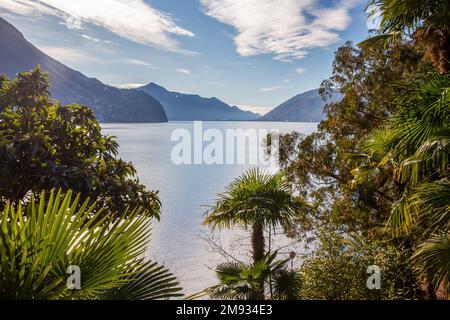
102;121;317;294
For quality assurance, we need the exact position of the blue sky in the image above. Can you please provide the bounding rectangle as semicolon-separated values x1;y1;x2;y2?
0;0;372;115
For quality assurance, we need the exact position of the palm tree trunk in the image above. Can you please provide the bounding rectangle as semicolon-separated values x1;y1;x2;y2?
268;225;273;299
251;223;265;263
252;223;265;300
432;30;450;74
426;271;437;300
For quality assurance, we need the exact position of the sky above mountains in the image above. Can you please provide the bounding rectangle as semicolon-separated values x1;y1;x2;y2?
0;0;373;114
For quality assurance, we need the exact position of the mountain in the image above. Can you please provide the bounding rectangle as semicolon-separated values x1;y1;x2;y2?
260;89;341;122
0;17;167;123
139;82;260;121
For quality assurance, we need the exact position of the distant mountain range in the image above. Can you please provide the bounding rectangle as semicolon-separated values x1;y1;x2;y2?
1;16;336;123
139;83;259;121
260;89;342;122
0;17;167;123
0;17;258;122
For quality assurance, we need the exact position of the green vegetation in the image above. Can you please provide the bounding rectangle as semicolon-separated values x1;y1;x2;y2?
203;168;304;299
0;190;182;299
204;0;449;300
1;0;448;301
361;0;450;74
352;73;450;293
0;67;160;218
298;230;421;300
203;169;306;299
203;168;305;263
208;251;301;300
0;69;181;299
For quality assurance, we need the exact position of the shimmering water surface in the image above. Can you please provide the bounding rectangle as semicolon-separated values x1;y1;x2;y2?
102;121;317;294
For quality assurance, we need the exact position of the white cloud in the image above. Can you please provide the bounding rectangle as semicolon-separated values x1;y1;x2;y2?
81;34;100;42
115;83;146;89
0;0;195;53
201;0;359;61
0;0;58;16
296;67;306;75
176;68;191;75
39;46;97;63
260;86;284;92
125;59;159;69
235;104;270;115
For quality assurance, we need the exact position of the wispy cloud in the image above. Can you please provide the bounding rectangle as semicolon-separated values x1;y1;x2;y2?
81;34;100;42
176;68;191;75
81;34;111;45
235;104;270;115
115;83;146;89
125;59;159;70
39;46;97;63
201;0;359;61
296;67;306;75
0;0;57;16
0;0;195;54
260;86;284;92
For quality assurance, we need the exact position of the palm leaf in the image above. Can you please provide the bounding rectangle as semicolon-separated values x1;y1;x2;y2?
98;260;183;300
203;168;305;232
0;189;182;300
412;232;450;292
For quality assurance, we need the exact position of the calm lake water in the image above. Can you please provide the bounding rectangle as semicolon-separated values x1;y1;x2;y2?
102;121;317;294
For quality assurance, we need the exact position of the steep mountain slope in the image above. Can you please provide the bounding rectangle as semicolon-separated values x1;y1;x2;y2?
139;82;260;121
260;89;341;122
0;17;167;123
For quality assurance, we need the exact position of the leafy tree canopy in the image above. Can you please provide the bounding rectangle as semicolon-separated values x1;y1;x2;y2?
0;67;160;219
298;229;422;300
276;41;430;240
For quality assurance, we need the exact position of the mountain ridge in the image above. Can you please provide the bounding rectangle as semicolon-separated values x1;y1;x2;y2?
139;82;260;121
0;16;168;123
1;16;334;123
260;89;342;122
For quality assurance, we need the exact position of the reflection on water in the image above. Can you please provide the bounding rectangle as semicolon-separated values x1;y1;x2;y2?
102;121;317;294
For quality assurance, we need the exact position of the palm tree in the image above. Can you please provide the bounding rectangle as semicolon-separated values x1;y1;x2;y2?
412;232;450;295
203;168;303;264
207;251;301;300
351;74;450;294
361;0;450;74
0;189;183;299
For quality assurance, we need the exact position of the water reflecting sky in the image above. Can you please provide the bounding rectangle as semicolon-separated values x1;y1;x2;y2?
102;121;317;294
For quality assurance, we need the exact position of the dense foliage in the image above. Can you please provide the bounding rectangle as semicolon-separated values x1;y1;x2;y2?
0;190;182;300
298;230;421;300
271;0;449;299
277;41;428;240
361;0;450;74
205;2;449;296
352;73;450;293
208;251;301;300
0;67;160;219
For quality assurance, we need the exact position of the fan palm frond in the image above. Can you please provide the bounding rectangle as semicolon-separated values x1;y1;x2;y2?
207;251;293;300
203;168;305;232
412;232;450;292
0;189;182;300
98;260;183;300
413;181;450;235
